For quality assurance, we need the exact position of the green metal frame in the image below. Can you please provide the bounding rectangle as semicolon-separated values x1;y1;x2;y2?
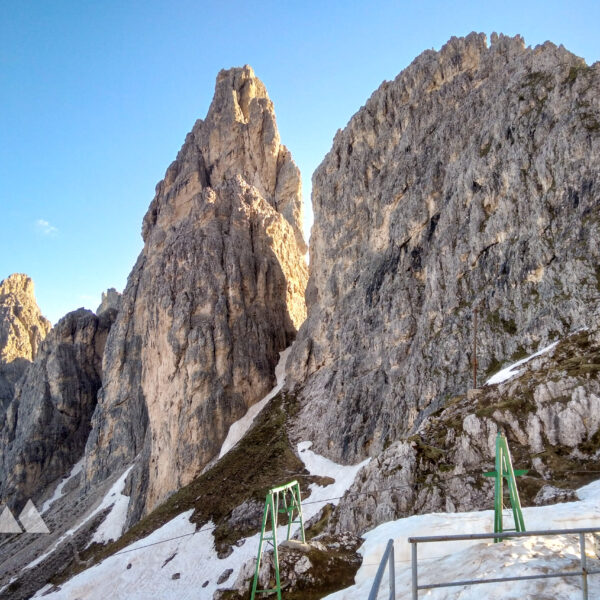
483;433;527;542
250;480;306;599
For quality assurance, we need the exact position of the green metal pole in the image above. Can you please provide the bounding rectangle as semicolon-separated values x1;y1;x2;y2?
501;436;526;533
294;482;306;543
251;495;272;600
270;494;282;600
494;437;503;542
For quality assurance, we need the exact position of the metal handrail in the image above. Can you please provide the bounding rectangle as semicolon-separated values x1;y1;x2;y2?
408;527;600;600
367;538;395;600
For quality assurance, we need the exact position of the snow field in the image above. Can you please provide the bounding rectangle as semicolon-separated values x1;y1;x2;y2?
27;466;133;572
33;442;369;599
41;458;84;514
325;480;600;599
485;341;559;386
219;346;291;458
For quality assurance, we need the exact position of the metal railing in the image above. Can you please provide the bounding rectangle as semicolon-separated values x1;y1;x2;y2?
367;538;395;600
408;527;600;600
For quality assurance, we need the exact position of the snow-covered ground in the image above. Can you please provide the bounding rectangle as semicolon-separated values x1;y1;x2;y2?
29;443;600;600
485;340;558;386
41;458;84;514
27;466;133;571
88;468;133;546
325;480;600;599
219;347;291;458
33;443;369;599
27;345;600;600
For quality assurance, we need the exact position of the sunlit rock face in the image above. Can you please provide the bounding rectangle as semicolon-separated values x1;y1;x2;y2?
84;66;308;520
286;33;600;464
0;273;51;364
0;273;51;414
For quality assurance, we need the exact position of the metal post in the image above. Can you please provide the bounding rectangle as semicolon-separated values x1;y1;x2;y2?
494;441;503;542
580;532;588;600
388;541;395;600
250;481;304;600
271;494;281;600
412;541;418;600
293;482;306;543
473;305;478;388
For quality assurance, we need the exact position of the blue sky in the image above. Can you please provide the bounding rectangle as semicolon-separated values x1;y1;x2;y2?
1;0;599;324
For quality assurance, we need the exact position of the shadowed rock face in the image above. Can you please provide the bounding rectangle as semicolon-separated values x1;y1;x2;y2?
333;329;600;534
0;274;51;413
84;66;308;520
286;33;600;464
0;308;115;510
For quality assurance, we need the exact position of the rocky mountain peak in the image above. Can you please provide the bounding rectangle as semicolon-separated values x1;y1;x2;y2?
85;66;308;519
0;273;51;364
287;32;600;464
142;65;306;254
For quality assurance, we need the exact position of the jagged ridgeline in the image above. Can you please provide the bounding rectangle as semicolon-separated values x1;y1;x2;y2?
1;32;600;600
286;32;600;463
84;65;308;522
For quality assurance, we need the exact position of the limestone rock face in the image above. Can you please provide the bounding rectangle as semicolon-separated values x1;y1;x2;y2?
85;66;308;518
0;274;51;363
332;329;600;533
0;308;115;509
0;274;51;413
287;33;600;463
96;288;121;316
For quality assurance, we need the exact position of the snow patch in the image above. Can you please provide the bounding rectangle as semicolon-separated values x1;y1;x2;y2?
297;441;371;510
89;471;132;546
26;465;133;571
41;458;84;514
33;444;370;599
486;341;558;386
325;479;600;599
219;347;291;458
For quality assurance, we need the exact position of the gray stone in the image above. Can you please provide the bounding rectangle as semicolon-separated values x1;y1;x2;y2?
534;485;578;506
286;33;600;467
0;308;116;509
84;65;308;521
96;288;121;316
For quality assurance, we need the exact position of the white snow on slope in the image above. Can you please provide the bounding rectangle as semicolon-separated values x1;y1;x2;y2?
219;347;291;458
42;458;84;514
325;479;600;599
486;341;559;386
26;466;133;571
33;442;370;599
89;471;132;546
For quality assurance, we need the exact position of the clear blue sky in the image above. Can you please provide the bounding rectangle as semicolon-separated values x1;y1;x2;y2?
2;0;599;324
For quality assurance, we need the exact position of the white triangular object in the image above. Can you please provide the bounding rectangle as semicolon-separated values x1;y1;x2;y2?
18;499;50;533
0;506;23;533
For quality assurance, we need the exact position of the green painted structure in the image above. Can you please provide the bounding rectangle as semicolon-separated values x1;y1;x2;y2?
250;480;306;599
483;432;527;542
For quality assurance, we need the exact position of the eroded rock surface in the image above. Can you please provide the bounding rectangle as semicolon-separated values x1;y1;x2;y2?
332;329;600;533
0;274;51;364
287;33;600;464
85;65;308;520
0;274;51;412
96;288;121;316
0;308;115;510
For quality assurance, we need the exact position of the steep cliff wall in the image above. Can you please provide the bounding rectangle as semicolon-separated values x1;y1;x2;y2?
0;308;114;509
84;66;308;519
333;328;600;533
287;33;600;464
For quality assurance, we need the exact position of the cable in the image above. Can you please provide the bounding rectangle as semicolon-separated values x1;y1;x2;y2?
96;465;600;558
